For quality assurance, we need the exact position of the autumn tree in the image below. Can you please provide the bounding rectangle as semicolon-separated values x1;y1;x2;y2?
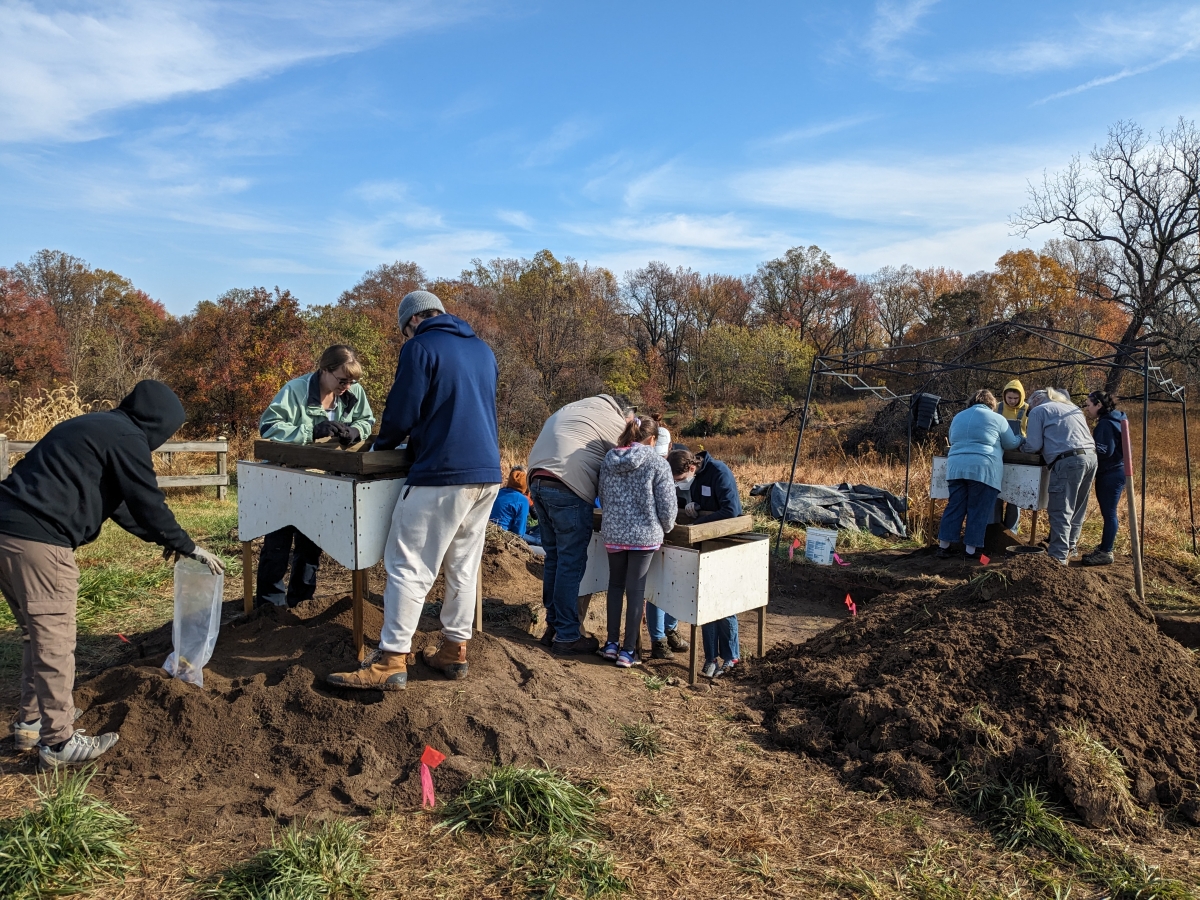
162;287;311;435
868;265;920;347
622;262;693;394
754;245;867;357
1014;118;1200;392
0;269;67;407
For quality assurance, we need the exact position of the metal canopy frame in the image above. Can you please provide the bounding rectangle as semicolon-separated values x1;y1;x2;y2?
777;321;1197;555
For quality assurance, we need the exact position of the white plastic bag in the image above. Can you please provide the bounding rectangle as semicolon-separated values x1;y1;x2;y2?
163;558;224;687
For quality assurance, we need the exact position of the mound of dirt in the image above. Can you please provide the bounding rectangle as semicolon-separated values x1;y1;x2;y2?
71;577;643;842
754;555;1200;827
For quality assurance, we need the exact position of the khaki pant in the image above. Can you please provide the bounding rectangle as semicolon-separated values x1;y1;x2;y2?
378;483;499;654
0;534;79;745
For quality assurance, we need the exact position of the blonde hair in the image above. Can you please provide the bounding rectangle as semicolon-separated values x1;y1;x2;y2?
318;345;363;381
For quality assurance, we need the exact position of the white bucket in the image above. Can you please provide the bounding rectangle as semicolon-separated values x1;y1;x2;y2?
804;527;838;565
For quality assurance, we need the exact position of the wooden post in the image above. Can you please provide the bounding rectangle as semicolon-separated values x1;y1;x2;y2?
217;435;228;502
353;570;365;661
925;496;935;545
757;606;766;657
0;434;8;481
241;541;254;614
689;623;699;684
577;594;591;634
1028;509;1039;546
475;569;484;634
1122;420;1145;602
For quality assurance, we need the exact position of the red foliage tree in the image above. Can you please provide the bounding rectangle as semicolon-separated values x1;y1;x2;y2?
0;268;68;403
162;287;311;435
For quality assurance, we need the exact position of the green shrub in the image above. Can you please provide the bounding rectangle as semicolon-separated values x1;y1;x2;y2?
437;765;598;838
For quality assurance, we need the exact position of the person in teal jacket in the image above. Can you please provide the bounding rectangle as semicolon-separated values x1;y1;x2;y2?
255;345;376;606
937;389;1022;560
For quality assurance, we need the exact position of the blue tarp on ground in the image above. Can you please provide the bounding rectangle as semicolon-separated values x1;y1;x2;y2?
750;481;907;537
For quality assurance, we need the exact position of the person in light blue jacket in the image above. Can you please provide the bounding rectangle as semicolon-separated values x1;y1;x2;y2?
937;389;1022;560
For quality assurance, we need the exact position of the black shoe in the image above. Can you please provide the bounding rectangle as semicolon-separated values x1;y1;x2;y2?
935;546;952;559
539;623;556;647
650;639;674;660
964;549;981;561
664;627;689;652
551;636;600;656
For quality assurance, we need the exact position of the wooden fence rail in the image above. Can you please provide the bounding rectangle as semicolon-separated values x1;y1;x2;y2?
0;435;229;500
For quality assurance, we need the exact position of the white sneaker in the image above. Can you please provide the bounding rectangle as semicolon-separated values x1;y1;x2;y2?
702;661;719;679
38;731;119;768
10;707;83;751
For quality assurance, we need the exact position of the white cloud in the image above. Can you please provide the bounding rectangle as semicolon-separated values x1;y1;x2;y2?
753;115;879;149
864;0;939;58
523;117;597;166
566;213;783;252
497;209;535;230
0;0;483;143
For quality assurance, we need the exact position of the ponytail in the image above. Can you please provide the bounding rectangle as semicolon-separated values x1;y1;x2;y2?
618;415;658;447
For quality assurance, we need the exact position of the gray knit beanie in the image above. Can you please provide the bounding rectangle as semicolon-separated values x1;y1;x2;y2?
397;290;446;331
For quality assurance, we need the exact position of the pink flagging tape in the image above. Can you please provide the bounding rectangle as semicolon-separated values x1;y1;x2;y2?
979;554;990;566
833;552;849;567
844;594;857;617
420;745;446;809
117;634;130;643
788;537;801;560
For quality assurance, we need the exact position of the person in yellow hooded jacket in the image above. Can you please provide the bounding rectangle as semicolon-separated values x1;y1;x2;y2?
997;379;1028;532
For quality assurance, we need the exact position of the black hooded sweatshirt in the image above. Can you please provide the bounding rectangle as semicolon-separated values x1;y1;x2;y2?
0;380;195;553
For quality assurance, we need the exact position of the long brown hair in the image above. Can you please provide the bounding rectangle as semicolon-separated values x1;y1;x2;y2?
617;415;658;447
317;344;363;380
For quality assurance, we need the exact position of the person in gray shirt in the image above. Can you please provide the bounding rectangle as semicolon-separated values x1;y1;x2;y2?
1020;388;1097;564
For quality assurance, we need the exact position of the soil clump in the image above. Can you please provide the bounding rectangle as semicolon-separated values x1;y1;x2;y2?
754;554;1200;828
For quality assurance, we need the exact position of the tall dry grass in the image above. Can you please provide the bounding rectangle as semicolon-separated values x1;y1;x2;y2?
2;383;113;441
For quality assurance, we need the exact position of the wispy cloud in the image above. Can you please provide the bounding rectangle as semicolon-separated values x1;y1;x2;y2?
497;209;535;230
567;213;783;252
864;0;939;58
753;114;879;149
524;117;597;166
0;0;484;143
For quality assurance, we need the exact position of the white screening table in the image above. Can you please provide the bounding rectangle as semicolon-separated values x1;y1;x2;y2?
236;461;484;659
576;530;770;683
929;456;1050;543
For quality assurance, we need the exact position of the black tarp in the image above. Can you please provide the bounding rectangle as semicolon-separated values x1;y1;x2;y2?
751;481;907;537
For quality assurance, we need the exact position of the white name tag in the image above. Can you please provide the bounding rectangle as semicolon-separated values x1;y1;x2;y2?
701;486;712;497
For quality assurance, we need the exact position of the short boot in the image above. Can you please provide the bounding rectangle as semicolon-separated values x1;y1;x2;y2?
423;640;469;680
1082;549;1114;566
326;650;409;691
664;627;689;653
650;639;674;660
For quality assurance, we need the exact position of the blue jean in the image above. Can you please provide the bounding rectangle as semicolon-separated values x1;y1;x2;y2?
256;526;321;607
1094;468;1126;553
938;479;999;549
702;615;740;665
530;480;595;643
645;603;678;641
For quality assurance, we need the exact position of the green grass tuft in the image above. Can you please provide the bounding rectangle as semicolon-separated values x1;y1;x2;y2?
436;766;599;838
0;766;135;900
199;819;372;900
618;722;661;758
506;835;630;898
641;673;667;692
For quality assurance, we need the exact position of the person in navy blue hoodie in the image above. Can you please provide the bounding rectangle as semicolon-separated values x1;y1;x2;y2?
1082;390;1127;566
667;449;743;678
328;291;502;691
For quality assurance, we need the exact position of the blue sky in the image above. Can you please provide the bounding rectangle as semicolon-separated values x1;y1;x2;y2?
1;1;1198;314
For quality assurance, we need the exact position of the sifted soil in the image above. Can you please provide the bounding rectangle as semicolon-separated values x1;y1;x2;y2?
66;583;649;843
753;554;1200;827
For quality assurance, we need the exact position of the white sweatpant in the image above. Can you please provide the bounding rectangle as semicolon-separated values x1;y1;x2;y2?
378;482;499;654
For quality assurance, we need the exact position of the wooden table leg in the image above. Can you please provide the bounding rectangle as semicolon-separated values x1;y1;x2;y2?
1029;509;1039;546
475;570;484;634
242;541;254;615
926;497;935;544
577;594;591;636
757;606;766;657
689;623;699;684
352;569;365;661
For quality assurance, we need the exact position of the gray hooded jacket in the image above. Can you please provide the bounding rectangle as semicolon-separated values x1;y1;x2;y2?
598;443;678;548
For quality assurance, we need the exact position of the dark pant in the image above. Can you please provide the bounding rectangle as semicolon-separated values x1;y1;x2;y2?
530;480;595;644
606;550;654;652
256;526;322;607
938;479;999;549
1094;468;1126;553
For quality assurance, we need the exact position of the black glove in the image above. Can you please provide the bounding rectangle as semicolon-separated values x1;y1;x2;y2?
331;422;359;443
313;420;336;440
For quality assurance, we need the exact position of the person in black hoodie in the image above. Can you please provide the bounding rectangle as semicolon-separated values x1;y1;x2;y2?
1081;390;1127;566
0;380;224;767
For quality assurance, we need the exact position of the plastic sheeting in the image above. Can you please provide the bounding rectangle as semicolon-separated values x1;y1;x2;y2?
751;481;907;537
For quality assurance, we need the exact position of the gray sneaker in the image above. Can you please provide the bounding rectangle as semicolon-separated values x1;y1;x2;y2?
1082;549;1114;566
38;731;119;769
11;707;83;751
701;661;719;679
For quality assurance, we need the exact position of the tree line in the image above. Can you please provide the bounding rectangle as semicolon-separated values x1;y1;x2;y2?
0;119;1196;441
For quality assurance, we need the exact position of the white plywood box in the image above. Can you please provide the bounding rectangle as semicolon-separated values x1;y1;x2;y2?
931;456;1048;510
236;461;406;570
575;531;768;627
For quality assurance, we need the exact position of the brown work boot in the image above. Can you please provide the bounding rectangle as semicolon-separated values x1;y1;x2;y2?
422;639;469;680
326;649;409;691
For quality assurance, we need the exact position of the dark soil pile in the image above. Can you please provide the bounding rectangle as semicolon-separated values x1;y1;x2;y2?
70;581;641;842
754;555;1200;826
